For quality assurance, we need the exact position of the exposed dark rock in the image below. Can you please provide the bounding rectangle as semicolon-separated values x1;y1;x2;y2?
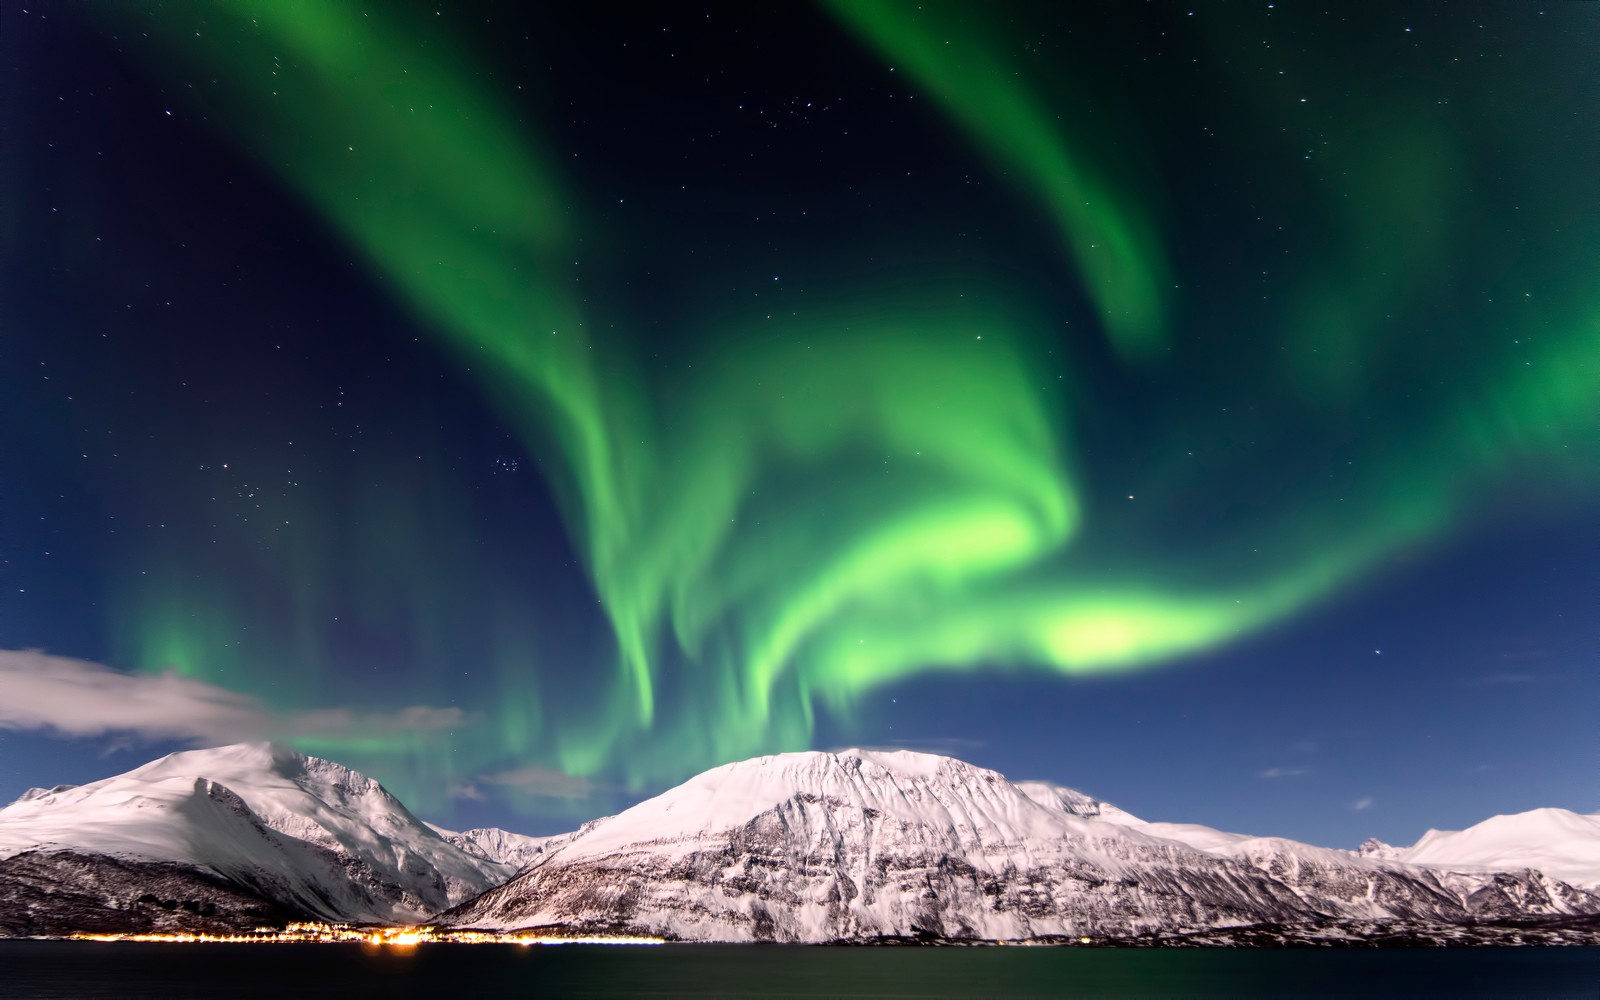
0;850;305;938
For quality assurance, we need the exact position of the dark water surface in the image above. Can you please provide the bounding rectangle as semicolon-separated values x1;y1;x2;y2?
1;942;1596;999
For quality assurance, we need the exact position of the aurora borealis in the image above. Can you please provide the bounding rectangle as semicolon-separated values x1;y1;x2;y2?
3;2;1598;842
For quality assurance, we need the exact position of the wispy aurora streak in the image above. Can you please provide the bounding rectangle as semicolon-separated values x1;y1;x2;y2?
822;0;1170;361
111;2;1600;793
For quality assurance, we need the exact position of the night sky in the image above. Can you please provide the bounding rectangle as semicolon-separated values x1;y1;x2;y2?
3;1;1597;847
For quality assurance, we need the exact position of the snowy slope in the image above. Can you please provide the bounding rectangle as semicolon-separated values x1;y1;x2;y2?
1395;809;1600;890
440;749;1600;941
426;824;563;873
1120;808;1600;894
1008;782;1600;927
1357;838;1407;861
1037;801;1600;925
1014;780;1144;826
0;743;512;923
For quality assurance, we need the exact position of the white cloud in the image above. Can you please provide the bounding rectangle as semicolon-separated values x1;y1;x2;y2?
0;649;465;748
1258;767;1311;779
478;765;595;800
1352;797;1374;812
282;705;465;741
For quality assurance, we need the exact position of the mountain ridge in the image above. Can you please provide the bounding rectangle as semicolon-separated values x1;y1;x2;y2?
0;742;527;928
2;744;1597;943
438;748;1600;942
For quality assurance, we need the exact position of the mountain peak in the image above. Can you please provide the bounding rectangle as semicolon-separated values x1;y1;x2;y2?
1357;837;1403;860
0;741;513;923
441;746;1600;941
723;747;966;771
134;742;307;777
7;784;77;808
718;749;1134;824
1398;807;1600;889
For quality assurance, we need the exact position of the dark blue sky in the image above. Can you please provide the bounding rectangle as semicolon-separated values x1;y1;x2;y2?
1;1;1596;847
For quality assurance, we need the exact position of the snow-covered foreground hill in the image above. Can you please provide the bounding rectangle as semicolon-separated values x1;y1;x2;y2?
439;749;1600;943
0;743;521;928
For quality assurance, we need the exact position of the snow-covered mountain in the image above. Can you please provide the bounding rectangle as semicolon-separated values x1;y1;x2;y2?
3;744;1595;942
1386;808;1600;890
426;824;564;873
1356;837;1407;861
1014;780;1144;826
0;743;520;928
438;749;1600;942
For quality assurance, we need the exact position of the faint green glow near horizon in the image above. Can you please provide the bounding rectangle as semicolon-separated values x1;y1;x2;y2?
101;2;1600;805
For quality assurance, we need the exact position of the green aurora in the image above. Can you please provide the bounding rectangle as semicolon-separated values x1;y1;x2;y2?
98;2;1599;807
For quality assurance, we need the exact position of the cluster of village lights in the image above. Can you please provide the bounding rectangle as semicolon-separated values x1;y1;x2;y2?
69;923;664;947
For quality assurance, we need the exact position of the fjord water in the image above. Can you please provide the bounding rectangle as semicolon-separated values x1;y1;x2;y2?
2;943;1597;999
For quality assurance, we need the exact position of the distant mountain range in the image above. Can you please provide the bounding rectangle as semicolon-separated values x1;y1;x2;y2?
2;744;1597;943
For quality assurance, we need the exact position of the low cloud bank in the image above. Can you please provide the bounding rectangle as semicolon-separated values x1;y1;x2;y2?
0;649;465;747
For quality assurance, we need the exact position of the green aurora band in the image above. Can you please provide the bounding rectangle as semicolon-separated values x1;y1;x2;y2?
823;0;1170;361
103;2;1600;803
